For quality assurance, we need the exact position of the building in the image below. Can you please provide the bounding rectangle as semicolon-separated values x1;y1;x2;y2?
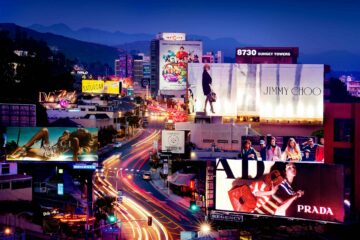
46;95;136;129
150;32;203;98
175;121;255;151
0;103;36;127
340;75;360;97
324;103;360;219
202;51;223;63
0;162;32;201
115;53;133;78
133;54;151;98
236;47;299;64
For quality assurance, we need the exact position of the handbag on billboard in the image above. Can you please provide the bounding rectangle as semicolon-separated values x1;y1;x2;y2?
208;91;217;102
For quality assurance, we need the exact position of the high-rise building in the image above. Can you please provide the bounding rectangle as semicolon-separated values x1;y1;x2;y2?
150;32;202;98
115;53;133;78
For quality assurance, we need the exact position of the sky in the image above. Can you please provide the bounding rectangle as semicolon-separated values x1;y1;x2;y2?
1;0;360;54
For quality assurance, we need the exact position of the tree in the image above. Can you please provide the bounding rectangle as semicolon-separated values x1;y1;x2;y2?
93;196;116;223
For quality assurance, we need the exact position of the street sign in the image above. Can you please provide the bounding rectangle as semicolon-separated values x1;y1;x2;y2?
73;164;96;170
210;211;244;223
57;183;64;195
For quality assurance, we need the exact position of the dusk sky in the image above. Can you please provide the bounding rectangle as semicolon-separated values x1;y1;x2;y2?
1;0;360;54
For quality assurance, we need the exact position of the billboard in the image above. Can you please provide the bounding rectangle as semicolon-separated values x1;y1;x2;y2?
188;64;324;122
159;40;202;91
240;136;324;162
82;80;120;94
0;103;36;127
39;90;77;109
6;127;98;162
236;47;299;64
161;130;185;154
157;32;186;41
215;159;344;222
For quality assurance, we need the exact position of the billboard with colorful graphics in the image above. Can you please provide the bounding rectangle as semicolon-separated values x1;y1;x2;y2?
215;159;344;222
159;40;202;91
6;127;98;162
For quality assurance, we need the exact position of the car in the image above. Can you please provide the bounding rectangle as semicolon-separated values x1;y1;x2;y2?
142;171;152;180
114;142;122;148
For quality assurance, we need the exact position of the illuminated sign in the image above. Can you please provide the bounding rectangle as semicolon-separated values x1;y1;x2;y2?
39;90;77;109
158;32;186;41
188;63;324;122
236;47;298;57
159;40;202;91
161;130;185;154
57;183;64;195
82;80;120;94
73;164;97;170
215;159;344;222
53;214;96;223
6;127;98;162
210;210;244;222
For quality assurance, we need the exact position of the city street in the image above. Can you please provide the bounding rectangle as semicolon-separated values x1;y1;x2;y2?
94;125;199;240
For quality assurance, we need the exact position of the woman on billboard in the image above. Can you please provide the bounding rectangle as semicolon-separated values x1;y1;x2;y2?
229;162;304;217
266;137;282;161
9;128;97;161
202;64;215;114
282;138;302;161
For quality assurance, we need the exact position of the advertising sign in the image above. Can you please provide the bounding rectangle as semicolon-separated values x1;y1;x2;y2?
161;130;185;154
188;64;324;122
82;80;120;94
241;136;324;162
158;32;186;41
6;127;98;162
159;40;202;91
39;90;77;109
236;47;298;58
215;159;344;222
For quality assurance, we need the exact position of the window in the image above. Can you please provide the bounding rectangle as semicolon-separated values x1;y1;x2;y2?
203;139;214;143
334;119;354;142
1;164;10;174
11;179;32;190
0;182;10;189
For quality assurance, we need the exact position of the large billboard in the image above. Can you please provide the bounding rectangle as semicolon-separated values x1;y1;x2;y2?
6;127;98;162
240;136;324;162
188;64;324;122
161;130;185;154
159;40;202;91
82;80;120;94
215;159;344;222
39;90;77;109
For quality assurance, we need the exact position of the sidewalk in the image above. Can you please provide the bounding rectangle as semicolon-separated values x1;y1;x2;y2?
149;170;204;219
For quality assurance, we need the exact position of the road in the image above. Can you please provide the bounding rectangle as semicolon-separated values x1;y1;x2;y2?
94;126;199;240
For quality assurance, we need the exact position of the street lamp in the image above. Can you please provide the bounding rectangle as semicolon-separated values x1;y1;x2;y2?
4;227;11;235
199;222;211;234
